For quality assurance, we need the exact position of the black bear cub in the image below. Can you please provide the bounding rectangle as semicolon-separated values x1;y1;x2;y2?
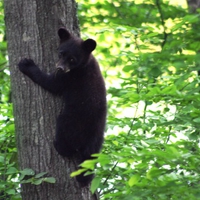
18;28;107;187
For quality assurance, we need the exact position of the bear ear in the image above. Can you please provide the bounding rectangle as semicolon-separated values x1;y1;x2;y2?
58;28;71;42
82;39;96;53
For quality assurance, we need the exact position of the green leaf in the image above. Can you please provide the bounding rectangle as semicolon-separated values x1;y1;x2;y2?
146;167;161;180
193;117;200;123
19;168;35;181
20;168;35;176
162;85;177;94
123;65;133;72
43;177;56;184
0;156;4;163
97;154;110;166
35;172;48;178
70;169;86;177
80;159;96;170
128;174;140;187
21;179;32;184
90;177;101;194
32;179;42;185
6;189;16;195
6;167;17;174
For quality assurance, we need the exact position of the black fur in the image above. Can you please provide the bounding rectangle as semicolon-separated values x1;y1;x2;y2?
18;28;107;186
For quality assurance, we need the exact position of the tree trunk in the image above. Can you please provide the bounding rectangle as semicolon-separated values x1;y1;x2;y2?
4;0;97;199
187;0;200;12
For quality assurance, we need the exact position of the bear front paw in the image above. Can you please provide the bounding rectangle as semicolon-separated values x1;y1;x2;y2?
18;58;37;74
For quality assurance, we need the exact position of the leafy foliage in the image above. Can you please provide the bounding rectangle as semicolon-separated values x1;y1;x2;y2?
0;1;19;199
19;169;56;185
77;0;200;199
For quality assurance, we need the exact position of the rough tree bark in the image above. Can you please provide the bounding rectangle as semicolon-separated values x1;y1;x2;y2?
4;0;97;199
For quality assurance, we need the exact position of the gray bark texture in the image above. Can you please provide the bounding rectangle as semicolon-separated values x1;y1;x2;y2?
4;0;97;199
187;0;200;12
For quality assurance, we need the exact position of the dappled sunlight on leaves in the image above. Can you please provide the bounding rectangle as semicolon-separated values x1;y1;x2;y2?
76;0;200;199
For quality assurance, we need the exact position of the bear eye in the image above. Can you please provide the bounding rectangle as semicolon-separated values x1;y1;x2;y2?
68;56;76;64
58;51;64;58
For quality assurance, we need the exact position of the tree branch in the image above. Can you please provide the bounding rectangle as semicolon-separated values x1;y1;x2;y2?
155;0;168;49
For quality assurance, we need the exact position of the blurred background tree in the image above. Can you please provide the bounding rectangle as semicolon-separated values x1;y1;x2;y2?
1;0;200;199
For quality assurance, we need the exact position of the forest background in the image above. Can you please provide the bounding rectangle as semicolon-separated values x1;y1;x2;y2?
1;0;200;199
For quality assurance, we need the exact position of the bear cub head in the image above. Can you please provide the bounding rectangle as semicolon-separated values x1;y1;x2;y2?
56;28;96;73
